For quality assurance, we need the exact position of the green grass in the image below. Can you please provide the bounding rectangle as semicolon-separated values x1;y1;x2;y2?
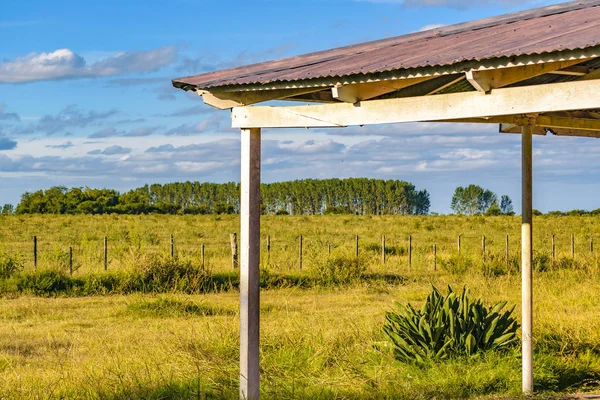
0;214;599;398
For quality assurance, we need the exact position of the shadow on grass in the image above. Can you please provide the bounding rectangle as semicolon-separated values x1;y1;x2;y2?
0;268;408;297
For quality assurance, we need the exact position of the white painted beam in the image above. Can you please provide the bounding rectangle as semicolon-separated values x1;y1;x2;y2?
240;128;261;400
521;124;534;394
231;79;600;128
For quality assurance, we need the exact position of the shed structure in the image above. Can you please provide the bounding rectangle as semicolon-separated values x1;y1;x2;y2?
172;1;600;398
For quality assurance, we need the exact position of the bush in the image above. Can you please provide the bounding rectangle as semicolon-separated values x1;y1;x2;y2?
312;255;367;285
440;254;473;275
382;285;519;364
0;253;23;279
16;270;75;296
128;254;211;293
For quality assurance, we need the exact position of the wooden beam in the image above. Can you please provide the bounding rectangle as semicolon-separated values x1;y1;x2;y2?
331;77;434;103
466;59;585;93
231;78;600;128
240;128;261;400
549;65;589;76
547;128;600;138
500;124;546;135
286;90;337;103
201;87;327;109
381;75;465;99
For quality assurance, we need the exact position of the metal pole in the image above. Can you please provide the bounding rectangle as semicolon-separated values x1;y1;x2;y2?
433;244;437;271
355;235;359;258
103;236;108;271
69;247;73;276
521;124;534;394
230;233;238;269
551;234;555;268
299;235;303;270
591;235;594;254
201;243;205;269
33;236;37;271
506;235;509;270
571;234;575;258
239;128;261;400
382;235;386;264
170;234;174;258
266;235;271;260
408;235;412;269
482;235;486;262
458;235;461;255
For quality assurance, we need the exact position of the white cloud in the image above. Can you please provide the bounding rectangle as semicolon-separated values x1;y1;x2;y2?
0;46;177;83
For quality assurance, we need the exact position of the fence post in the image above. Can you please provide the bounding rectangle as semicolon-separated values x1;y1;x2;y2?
103;236;108;271
170;234;175;258
33;236;37;271
551;234;555;267
571;234;575;258
328;242;331;255
201;243;205;269
266;235;271;260
458;235;461;255
299;235;303;270
382;235;386;264
506;235;509;270
355;235;359;258
408;235;412;269
230;233;238;269
482;235;486;261
591;235;594;254
69;247;73;276
433;243;437;271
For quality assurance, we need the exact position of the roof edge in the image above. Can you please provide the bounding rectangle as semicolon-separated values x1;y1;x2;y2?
172;0;600;91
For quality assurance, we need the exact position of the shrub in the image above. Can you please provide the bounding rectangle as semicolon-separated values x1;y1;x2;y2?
440;254;473;275
382;285;519;364
312;255;367;285
16;270;75;296
128;254;211;293
0;253;23;279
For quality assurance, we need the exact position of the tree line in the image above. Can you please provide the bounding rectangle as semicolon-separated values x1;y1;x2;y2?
7;178;431;216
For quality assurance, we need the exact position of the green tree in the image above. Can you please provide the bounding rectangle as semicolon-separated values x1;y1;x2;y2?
500;195;514;215
451;185;498;216
1;204;14;214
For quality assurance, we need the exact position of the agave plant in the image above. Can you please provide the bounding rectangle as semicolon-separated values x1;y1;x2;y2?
382;285;519;364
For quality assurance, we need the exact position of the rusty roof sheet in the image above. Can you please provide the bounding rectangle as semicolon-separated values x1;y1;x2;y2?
173;0;600;91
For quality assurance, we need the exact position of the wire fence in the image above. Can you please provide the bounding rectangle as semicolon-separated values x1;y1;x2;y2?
3;232;599;275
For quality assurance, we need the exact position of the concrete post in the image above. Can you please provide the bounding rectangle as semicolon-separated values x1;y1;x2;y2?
240;128;261;400
521;124;533;394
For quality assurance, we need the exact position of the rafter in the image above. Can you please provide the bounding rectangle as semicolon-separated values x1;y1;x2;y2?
465;59;587;93
331;77;434;103
200;87;329;109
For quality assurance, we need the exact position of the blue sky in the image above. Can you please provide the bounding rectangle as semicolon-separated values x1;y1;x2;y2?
2;0;599;214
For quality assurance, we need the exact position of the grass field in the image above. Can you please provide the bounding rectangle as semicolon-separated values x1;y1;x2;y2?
1;215;600;399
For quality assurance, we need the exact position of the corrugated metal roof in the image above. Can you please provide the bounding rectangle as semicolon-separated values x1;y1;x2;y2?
173;0;600;91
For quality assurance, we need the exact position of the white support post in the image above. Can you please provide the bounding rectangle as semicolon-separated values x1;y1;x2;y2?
521;124;534;394
240;128;261;400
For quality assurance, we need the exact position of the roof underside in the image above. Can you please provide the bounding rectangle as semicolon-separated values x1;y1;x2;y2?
172;0;600;138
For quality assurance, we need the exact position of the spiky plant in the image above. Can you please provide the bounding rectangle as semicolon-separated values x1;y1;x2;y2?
382;285;519;364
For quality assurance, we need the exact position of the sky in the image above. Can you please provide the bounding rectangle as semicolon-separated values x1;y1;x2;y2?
1;0;599;214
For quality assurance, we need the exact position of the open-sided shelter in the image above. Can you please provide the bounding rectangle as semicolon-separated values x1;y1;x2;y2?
172;1;600;398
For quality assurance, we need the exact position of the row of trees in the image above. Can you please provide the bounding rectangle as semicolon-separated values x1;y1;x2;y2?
11;178;431;216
